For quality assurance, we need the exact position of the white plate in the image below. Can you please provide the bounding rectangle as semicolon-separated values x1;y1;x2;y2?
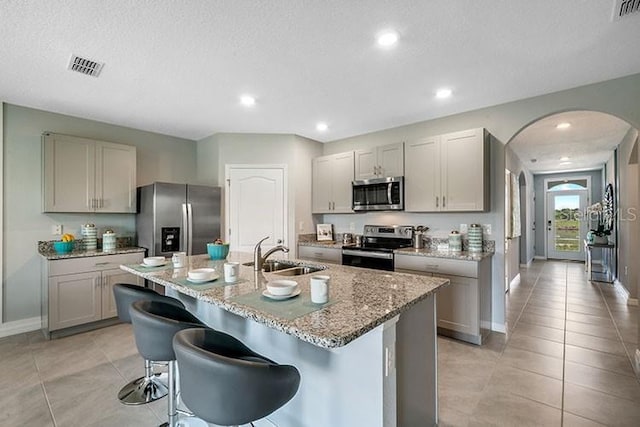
188;268;217;281
186;273;220;284
139;262;168;268
262;288;301;300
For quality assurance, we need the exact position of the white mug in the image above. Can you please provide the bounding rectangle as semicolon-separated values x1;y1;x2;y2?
172;252;187;268
224;262;240;283
310;275;330;304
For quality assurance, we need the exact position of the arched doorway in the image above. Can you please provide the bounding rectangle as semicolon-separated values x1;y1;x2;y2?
504;110;638;297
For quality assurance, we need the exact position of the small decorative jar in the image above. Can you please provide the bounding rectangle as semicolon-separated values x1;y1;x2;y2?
449;231;462;252
82;223;97;251
467;224;483;252
102;229;116;252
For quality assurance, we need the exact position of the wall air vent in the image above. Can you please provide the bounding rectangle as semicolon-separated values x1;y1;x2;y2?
67;54;104;77
612;0;640;21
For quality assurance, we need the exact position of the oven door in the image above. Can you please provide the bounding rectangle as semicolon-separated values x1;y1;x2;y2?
342;249;394;271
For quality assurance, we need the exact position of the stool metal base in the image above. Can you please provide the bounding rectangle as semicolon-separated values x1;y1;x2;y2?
118;359;169;405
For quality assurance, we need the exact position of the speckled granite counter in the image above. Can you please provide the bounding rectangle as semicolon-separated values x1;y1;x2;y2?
395;247;494;261
121;252;448;349
39;246;145;260
296;240;345;249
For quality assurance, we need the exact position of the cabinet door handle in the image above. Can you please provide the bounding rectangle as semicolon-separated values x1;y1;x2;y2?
436;196;439;208
328;201;331;210
99;198;104;208
332;201;335;210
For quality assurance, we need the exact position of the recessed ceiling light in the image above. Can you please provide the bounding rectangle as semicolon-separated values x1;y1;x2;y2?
556;122;571;129
240;95;256;106
436;88;452;99
559;161;572;166
316;122;328;132
377;31;398;47
560;156;570;161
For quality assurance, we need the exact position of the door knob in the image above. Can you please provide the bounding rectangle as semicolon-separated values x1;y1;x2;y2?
277;239;283;244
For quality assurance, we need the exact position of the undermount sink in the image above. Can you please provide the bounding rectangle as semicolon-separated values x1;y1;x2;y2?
242;260;325;276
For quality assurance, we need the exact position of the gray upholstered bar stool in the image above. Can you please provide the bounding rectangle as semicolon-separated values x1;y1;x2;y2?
129;300;206;427
113;283;185;405
173;328;301;427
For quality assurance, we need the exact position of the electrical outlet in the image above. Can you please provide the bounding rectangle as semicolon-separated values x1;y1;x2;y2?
299;221;304;232
385;346;395;377
483;224;492;235
460;224;468;234
52;224;63;235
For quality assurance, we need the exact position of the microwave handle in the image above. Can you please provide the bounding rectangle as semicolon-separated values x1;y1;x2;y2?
387;183;393;205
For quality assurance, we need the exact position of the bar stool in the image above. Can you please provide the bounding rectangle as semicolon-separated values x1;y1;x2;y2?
129;300;206;427
173;327;301;427
113;283;185;405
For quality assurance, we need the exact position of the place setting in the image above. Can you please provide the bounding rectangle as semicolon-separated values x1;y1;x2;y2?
131;256;173;272
177;261;246;290
231;275;336;321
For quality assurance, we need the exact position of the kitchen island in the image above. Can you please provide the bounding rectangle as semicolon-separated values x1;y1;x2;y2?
121;253;449;427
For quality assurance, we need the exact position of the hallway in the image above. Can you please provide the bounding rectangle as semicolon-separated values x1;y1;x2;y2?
438;259;640;426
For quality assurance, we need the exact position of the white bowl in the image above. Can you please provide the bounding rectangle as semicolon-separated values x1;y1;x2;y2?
188;268;217;281
266;280;298;296
143;256;166;266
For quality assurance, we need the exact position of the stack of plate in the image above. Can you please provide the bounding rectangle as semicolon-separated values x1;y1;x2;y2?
82;224;97;251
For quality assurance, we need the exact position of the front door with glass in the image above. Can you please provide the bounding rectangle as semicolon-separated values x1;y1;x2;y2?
546;189;588;260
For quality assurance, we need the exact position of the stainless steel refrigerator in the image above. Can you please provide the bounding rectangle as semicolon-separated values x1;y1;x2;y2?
136;182;222;257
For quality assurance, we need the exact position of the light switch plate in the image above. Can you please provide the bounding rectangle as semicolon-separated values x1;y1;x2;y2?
52;224;63;235
483;224;492;235
460;224;468;234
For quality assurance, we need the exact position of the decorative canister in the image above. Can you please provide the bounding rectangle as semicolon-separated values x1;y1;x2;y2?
82;223;97;251
102;229;116;252
467;224;483;252
449;230;462;252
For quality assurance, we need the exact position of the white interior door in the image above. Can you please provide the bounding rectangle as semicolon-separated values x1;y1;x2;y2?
546;190;588;260
226;166;287;253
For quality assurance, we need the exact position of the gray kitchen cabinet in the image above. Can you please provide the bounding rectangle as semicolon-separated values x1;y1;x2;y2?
405;128;489;212
297;245;342;264
312;151;355;213
42;252;144;336
395;254;492;345
43;132;137;213
354;142;404;180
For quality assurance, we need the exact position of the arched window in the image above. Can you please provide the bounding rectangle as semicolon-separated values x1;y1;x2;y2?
547;179;588;191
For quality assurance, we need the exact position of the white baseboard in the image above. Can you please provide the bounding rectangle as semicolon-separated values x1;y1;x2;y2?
491;322;506;333
0;317;41;338
628;298;639;307
519;259;533;268
534;256;546;260
509;273;521;288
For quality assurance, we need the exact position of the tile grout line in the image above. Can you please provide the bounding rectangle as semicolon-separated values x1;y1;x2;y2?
594;279;640;386
560;262;569;427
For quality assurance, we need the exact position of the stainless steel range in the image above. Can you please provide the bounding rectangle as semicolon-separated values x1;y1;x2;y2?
342;225;413;271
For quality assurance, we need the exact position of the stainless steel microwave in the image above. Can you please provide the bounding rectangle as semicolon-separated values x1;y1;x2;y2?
352;176;404;211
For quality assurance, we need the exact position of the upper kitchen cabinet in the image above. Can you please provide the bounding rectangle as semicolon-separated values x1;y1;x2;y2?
354;142;404;180
312;151;354;213
405;128;489;212
43;132;137;213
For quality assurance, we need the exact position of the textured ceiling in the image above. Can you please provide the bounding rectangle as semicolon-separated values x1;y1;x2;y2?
508;111;631;173
1;1;640;142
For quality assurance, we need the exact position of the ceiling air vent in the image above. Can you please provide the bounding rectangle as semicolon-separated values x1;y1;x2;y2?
612;0;640;21
67;54;104;77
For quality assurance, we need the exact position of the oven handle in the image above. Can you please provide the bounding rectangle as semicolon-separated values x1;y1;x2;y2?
342;249;393;260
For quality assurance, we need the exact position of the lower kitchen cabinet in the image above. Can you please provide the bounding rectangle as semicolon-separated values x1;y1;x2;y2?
42;252;144;336
395;254;492;345
297;245;342;264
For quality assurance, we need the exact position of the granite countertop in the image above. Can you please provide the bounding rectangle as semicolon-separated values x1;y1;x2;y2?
297;240;345;249
120;252;449;349
394;247;494;261
40;246;146;260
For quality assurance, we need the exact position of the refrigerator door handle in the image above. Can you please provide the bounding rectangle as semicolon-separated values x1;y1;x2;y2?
187;203;194;256
182;203;189;254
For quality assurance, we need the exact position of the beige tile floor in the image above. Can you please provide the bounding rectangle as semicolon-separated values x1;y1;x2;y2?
438;260;640;427
1;260;638;426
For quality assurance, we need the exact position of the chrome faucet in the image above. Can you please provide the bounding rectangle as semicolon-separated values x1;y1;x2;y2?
253;236;289;271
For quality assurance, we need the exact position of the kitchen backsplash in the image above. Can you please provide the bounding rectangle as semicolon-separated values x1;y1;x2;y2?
38;236;135;253
298;233;495;252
